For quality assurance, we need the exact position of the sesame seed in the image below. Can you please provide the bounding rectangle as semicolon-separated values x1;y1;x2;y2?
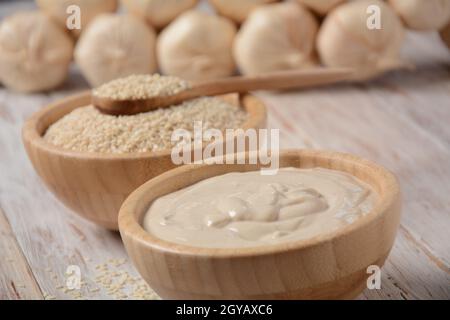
44;97;247;154
92;74;191;101
43;293;56;300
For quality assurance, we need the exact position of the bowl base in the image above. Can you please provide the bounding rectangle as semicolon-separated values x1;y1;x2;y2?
151;254;389;300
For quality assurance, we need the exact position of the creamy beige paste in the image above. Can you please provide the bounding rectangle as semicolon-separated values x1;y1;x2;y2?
143;168;376;248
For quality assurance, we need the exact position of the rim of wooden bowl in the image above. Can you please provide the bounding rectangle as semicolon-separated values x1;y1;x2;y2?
118;149;401;258
22;90;267;161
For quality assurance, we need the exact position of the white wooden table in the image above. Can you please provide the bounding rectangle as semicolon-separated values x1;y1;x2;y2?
1;1;449;300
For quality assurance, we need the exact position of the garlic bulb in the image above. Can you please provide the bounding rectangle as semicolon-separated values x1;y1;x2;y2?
121;0;198;29
0;12;73;93
75;14;157;87
317;0;407;81
441;23;450;49
233;2;318;75
388;0;450;31
296;0;345;15
36;0;118;36
208;0;279;23
157;10;236;81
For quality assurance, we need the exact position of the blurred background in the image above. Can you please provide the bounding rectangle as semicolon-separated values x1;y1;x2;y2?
0;0;449;93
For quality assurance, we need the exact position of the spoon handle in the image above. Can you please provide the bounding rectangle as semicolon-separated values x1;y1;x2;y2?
94;68;353;115
188;68;352;97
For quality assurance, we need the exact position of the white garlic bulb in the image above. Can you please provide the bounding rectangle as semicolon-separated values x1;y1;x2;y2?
317;0;407;81
296;0;345;15
121;0;198;29
233;2;318;75
75;14;157;87
157;10;237;81
388;0;450;31
208;0;279;23
0;12;73;93
35;0;118;36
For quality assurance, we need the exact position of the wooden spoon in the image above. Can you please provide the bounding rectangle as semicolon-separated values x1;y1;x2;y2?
93;68;352;116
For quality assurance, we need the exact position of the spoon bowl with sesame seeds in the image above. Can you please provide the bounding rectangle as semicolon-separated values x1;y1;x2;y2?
22;90;267;230
92;69;353;116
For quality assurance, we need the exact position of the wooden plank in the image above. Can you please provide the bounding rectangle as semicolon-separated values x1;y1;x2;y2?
360;227;450;300
0;208;43;300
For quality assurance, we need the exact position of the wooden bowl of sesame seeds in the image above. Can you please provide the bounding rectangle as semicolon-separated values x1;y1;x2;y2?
22;91;266;230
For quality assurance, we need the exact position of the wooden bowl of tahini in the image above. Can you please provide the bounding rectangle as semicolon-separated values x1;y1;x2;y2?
118;149;401;300
22;91;266;230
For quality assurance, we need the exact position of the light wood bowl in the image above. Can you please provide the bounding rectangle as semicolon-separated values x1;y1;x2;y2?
119;149;401;300
22;91;266;230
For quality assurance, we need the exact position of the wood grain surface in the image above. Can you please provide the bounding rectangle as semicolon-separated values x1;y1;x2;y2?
0;0;449;299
